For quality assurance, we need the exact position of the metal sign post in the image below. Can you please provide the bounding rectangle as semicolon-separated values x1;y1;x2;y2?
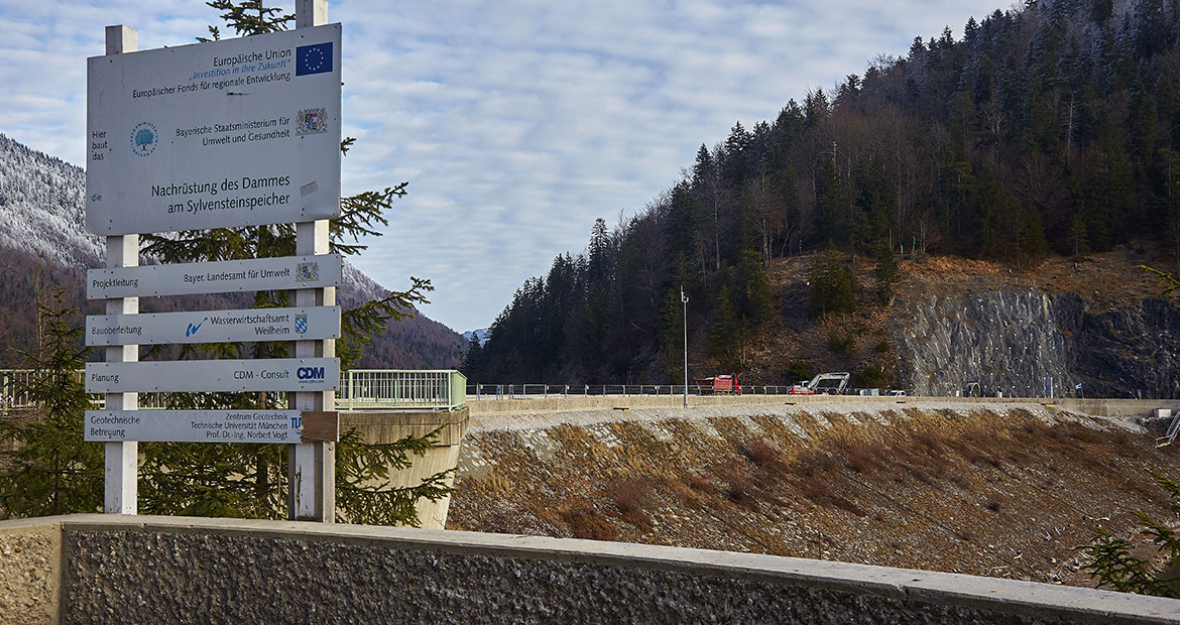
102;25;139;516
289;0;335;523
681;285;689;409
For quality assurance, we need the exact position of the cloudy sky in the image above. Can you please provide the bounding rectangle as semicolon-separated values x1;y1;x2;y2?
0;0;999;332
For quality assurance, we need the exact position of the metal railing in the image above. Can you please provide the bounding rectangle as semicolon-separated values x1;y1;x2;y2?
338;370;467;411
1157;416;1180;448
1;369;468;413
1;370;39;410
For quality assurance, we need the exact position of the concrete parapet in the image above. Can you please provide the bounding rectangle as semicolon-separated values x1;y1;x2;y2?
467;393;1180;420
1054;398;1180;418
0;514;1176;624
341;408;469;528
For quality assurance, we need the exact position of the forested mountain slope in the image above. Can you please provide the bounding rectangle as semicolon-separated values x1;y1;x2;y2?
467;0;1180;387
0;133;463;369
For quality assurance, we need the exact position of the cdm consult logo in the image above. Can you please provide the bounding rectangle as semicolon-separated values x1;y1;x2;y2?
232;366;326;382
130;122;158;157
297;366;326;381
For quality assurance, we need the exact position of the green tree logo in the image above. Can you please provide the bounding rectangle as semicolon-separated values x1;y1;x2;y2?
130;122;158;156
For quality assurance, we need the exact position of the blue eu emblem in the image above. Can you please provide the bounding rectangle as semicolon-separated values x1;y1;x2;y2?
296;42;333;76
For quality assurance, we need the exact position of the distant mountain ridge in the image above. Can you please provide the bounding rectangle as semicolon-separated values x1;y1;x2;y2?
0;133;101;268
0;132;463;369
461;328;491;345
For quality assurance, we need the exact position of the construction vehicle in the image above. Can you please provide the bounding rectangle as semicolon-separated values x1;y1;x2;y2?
804;372;851;395
693;374;741;395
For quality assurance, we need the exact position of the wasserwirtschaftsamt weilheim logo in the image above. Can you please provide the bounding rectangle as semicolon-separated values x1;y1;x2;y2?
130;122;158;157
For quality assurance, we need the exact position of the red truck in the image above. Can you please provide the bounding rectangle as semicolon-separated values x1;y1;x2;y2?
692;374;741;395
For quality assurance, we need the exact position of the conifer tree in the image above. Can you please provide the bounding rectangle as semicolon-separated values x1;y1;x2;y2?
809;244;858;318
658;287;685;379
873;239;899;306
709;285;741;371
0;288;103;518
735;249;774;330
1082;471;1180;598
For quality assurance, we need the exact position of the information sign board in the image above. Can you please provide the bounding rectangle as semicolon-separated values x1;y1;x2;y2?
85;409;303;443
87;306;340;346
86;24;342;235
85;358;339;393
87;253;341;299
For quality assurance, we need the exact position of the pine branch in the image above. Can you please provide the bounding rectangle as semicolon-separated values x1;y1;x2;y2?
1137;265;1180;300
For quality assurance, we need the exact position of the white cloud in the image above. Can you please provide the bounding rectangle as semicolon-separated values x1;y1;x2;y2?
0;0;1000;332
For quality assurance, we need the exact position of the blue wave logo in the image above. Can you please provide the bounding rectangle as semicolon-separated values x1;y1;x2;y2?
185;317;208;337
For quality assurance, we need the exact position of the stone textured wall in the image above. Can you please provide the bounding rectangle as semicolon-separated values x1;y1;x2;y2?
0;522;59;625
2;515;1175;624
55;518;1177;625
898;291;1180;399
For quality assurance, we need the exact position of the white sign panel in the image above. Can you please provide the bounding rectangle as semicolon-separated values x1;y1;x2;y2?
87;254;341;299
86;358;339;393
86;24;342;235
85;409;303;443
87;306;340;346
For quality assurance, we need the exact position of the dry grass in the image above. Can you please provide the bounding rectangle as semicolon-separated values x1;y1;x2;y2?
744;438;780;466
801;473;830;500
562;507;619;541
450;405;1180;589
842;439;881;473
725;476;754;506
608;479;653;530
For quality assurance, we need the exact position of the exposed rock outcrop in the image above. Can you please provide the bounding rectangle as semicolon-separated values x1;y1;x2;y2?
897;291;1180;399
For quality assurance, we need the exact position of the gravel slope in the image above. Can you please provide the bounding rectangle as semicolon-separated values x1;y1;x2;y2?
449;402;1180;588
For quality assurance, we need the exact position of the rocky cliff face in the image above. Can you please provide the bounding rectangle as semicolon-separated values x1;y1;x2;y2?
897;291;1180;399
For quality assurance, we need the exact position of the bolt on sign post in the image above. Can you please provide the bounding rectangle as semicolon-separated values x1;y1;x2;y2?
85;0;341;521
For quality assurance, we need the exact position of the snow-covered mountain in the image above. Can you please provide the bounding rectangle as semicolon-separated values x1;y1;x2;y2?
0;132;463;368
461;328;491;345
0;133;102;268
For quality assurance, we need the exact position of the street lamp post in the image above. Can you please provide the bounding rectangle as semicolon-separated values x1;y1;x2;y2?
681;285;689;409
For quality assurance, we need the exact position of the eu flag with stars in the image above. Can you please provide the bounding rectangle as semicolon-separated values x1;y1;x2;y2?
296;42;333;76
